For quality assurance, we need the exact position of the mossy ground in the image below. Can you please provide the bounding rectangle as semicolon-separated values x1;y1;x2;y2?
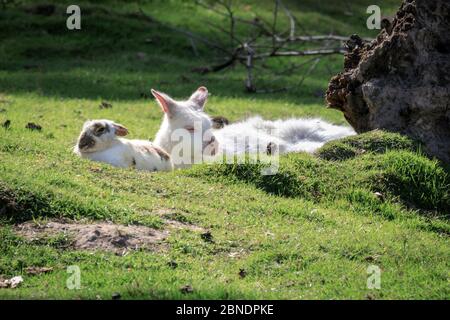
0;0;448;299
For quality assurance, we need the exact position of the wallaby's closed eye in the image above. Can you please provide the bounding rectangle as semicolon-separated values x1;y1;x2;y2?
74;119;173;172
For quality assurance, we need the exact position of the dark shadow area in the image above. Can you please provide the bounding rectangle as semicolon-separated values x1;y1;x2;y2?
189;131;449;217
0;1;400;103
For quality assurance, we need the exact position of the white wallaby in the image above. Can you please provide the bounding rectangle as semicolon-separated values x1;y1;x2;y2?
151;87;356;168
152;87;218;168
74;119;173;172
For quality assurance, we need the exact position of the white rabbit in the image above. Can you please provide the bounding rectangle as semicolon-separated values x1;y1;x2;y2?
74;119;173;172
151;87;355;168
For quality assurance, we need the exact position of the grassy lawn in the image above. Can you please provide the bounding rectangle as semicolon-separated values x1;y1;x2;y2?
0;0;449;299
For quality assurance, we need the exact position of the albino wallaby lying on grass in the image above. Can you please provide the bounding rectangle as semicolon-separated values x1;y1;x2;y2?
74;119;173;172
151;87;355;168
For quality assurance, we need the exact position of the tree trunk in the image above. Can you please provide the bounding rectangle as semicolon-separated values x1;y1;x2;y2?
326;0;450;163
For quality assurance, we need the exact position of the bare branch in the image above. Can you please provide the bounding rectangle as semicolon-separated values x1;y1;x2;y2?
276;34;373;43
277;0;295;40
192;56;237;74
272;0;279;48
196;0;275;36
254;58;320;94
204;20;242;46
218;0;236;48
274;57;318;76
247;48;345;60
143;1;355;92
189;37;199;57
244;43;256;92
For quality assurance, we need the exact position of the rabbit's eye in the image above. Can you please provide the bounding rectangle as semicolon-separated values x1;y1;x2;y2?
94;126;106;135
185;127;195;132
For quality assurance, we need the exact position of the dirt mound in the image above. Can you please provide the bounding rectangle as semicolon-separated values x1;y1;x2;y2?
15;220;169;254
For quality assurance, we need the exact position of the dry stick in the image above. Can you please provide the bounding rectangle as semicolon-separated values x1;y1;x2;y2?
296;57;321;87
276;34;373;43
244;43;256;92
245;48;345;60
220;0;236;49
204;20;242;46
274;57;318;76
272;0;279;49
143;3;348;55
189;38;199;57
254;57;320;94
192;41;344;75
206;0;238;47
144;1;350;91
192;56;237;74
268;1;293;62
288;5;309;36
195;0;272;34
278;0;295;40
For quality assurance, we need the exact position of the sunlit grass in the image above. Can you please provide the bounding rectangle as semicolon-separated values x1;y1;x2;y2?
1;0;448;299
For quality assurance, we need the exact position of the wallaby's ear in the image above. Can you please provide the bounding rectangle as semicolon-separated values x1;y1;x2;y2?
112;123;129;136
189;86;208;110
151;89;175;115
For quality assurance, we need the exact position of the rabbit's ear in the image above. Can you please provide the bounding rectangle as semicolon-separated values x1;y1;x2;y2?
189;86;208;110
151;89;177;115
112;123;128;136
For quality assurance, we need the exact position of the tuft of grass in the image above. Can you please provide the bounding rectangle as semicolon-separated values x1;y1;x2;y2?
372;151;450;212
190;147;449;216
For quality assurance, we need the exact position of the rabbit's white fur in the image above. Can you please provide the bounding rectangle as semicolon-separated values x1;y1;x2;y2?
151;87;355;167
74;119;173;172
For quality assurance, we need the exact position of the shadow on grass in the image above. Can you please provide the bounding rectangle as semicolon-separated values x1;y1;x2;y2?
0;0;377;104
188;131;450;217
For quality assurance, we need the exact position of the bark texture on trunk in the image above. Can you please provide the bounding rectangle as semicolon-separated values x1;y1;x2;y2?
326;0;450;163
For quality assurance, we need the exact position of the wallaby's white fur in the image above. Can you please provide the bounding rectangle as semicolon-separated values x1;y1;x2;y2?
152;88;217;168
215;116;356;154
74;119;173;172
151;87;356;168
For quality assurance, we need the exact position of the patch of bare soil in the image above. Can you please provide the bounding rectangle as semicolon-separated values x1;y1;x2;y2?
15;220;170;254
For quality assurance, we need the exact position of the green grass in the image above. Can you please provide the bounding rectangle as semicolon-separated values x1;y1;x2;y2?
1;0;449;299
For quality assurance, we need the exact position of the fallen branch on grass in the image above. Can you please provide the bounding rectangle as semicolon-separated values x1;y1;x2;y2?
139;0;373;92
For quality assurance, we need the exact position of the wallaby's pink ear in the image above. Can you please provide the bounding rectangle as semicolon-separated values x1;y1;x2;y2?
189;86;208;110
151;89;173;114
112;123;128;136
